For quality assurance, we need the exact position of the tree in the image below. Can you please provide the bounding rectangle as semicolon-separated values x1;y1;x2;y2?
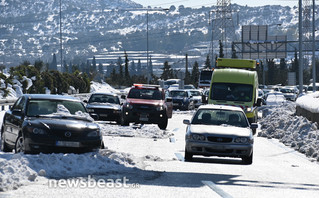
137;59;142;75
161;61;174;80
219;40;224;58
117;56;123;79
205;54;211;69
130;60;136;76
49;54;57;71
63;60;68;73
124;51;131;86
191;61;200;86
34;60;44;72
291;49;299;84
231;42;238;58
92;56;97;73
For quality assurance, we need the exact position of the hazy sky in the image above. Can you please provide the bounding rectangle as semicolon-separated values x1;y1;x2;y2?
132;0;298;8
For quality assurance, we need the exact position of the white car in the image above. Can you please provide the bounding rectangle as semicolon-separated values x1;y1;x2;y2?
183;104;257;164
266;93;286;106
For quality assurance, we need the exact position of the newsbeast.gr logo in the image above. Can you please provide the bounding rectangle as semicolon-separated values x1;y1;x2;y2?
48;175;140;189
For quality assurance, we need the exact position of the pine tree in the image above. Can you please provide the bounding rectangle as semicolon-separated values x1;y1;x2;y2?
117;57;123;79
130;60;136;76
161;61;173;80
231;42;238;58
49;54;58;71
191;61;199;86
137;59;142;76
124;51;130;86
219;40;224;58
205;54;211;69
185;54;191;84
92;56;97;73
34;60;44;72
63;60;68;73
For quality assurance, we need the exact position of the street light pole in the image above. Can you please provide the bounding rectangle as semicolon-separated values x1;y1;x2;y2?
59;0;63;71
299;0;304;94
146;10;149;81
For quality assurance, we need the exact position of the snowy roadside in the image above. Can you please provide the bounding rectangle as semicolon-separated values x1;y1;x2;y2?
258;102;319;162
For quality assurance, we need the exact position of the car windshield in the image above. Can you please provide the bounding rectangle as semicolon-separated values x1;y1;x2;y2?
27;99;87;116
210;83;253;102
190;91;201;96
169;91;186;97
191;109;249;127
280;89;293;93
128;88;162;100
88;94;120;104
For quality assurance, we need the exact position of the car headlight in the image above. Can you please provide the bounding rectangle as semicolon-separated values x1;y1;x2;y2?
87;108;94;113
246;107;253;112
234;137;249;143
125;103;133;109
156;105;164;111
87;129;100;137
26;126;47;135
191;134;206;141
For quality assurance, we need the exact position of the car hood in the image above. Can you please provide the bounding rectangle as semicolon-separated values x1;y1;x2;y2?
188;124;252;137
87;103;121;110
127;98;163;105
26;117;99;131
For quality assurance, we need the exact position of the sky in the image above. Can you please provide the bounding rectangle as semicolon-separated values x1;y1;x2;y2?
132;0;298;9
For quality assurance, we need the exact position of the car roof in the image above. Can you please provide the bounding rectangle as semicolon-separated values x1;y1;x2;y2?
91;92;118;97
198;104;244;112
23;94;81;101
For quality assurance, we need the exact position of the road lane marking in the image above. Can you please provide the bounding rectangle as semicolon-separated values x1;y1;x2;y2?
202;180;233;198
174;153;184;161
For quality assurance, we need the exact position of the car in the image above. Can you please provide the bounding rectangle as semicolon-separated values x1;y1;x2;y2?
184;84;196;89
84;93;121;123
265;93;286;106
188;89;203;108
183;104;257;164
121;84;173;129
280;87;297;101
201;89;209;104
0;94;103;154
169;89;195;110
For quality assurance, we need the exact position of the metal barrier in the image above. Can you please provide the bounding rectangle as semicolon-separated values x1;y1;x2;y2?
0;98;16;111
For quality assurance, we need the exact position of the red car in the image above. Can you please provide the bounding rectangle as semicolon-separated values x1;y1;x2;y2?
121;84;173;129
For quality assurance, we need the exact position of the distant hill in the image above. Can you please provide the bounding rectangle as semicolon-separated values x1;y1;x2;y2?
0;0;313;66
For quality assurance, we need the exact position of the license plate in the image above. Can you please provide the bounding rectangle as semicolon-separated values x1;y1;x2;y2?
56;141;80;147
139;114;149;121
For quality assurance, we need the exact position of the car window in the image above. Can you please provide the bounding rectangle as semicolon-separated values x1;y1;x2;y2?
12;96;26;111
128;88;162;100
27;99;86;116
191;109;249;127
89;94;120;104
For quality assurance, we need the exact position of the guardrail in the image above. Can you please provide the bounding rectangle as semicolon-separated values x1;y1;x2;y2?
0;98;16;111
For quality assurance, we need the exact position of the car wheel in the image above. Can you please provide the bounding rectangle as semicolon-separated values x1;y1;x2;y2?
242;152;253;165
15;134;26;154
1;132;11;152
100;141;105;149
120;114;129;126
158;116;168;130
184;149;193;162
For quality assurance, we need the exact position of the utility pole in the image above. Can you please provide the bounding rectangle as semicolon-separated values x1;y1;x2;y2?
59;0;63;71
299;0;304;94
312;0;316;92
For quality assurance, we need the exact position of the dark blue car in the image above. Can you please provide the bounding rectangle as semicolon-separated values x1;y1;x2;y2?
169;89;195;110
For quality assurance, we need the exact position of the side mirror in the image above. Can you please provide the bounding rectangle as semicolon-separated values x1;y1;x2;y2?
121;95;126;99
250;123;258;129
183;119;190;125
83;100;88;103
255;98;262;107
12;109;23;116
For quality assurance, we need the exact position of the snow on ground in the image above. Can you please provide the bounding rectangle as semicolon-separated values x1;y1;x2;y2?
258;102;319;162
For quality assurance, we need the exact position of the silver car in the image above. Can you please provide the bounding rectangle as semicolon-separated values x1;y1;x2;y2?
183;104;258;164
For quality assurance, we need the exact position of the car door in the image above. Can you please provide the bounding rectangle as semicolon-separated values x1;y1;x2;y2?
4;96;26;145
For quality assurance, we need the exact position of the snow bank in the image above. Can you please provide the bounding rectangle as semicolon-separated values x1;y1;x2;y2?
90;81;121;94
0;150;140;192
296;92;319;113
258;102;319;162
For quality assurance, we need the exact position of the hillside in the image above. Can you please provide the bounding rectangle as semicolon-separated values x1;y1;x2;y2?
0;1;316;66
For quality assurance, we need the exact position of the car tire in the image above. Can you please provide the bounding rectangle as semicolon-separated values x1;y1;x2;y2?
100;141;105;149
184;149;193;162
15;133;26;154
158;116;168;130
1;132;11;152
120;114;129;126
242;152;253;165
